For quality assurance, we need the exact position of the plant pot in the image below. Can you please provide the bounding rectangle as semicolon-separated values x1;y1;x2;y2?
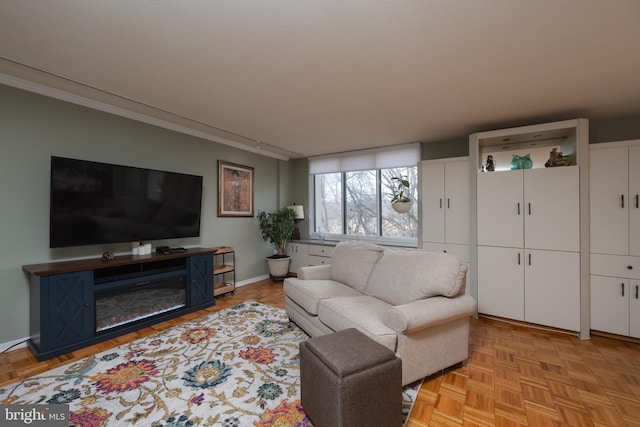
391;201;413;213
266;255;291;280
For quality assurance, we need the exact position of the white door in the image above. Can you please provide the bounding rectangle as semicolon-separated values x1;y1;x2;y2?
630;279;640;338
590;147;628;255
524;166;580;252
445;160;470;245
629;147;640;256
477;245;524;320
524;249;580;331
477;170;524;247
590;275;629;336
421;162;445;243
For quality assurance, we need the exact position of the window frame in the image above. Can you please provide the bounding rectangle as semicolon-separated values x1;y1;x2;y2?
310;165;418;247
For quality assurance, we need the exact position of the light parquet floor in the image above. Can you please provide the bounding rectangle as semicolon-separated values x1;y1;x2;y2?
2;279;640;426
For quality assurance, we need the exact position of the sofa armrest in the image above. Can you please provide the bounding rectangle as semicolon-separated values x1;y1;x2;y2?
298;264;331;280
383;294;476;333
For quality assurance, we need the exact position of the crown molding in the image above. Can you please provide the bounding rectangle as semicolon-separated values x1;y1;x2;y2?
0;58;293;161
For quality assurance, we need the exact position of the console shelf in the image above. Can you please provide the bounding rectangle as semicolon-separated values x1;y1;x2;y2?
23;247;223;361
213;246;235;297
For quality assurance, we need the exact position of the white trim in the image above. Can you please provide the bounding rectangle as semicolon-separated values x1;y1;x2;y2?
236;275;270;287
0;72;290;161
0;336;29;353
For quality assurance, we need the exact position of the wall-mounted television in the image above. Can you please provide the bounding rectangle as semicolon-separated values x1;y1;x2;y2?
50;156;203;248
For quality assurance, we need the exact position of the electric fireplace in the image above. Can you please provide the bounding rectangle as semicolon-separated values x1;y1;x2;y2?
95;275;186;332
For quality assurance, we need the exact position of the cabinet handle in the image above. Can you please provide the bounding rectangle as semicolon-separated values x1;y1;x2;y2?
621;194;625;208
518;253;521;265
636;194;639;209
636;285;639;300
528;253;531;266
439;198;442;209
528;203;531;215
517;203;521;215
628;265;633;270
621;283;625;297
447;198;450;209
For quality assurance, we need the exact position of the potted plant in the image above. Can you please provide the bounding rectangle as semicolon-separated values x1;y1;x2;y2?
257;207;297;279
390;176;413;213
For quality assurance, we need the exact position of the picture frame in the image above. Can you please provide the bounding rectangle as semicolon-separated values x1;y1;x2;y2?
218;161;254;217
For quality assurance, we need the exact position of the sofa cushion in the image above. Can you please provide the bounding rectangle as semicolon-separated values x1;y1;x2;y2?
283;278;362;315
317;296;397;351
329;241;385;292
365;249;467;306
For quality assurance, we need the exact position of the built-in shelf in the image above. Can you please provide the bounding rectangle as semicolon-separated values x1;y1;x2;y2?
213;246;235;297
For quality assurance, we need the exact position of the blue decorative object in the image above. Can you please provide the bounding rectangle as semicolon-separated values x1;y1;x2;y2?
510;154;533;170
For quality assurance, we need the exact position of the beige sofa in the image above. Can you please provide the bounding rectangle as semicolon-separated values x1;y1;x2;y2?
284;241;476;386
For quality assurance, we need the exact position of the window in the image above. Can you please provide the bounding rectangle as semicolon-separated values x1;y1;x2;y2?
310;146;419;243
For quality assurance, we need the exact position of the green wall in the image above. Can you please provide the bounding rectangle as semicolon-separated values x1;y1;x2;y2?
0;84;286;345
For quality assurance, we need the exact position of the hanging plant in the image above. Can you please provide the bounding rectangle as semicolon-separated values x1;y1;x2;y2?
390;176;412;213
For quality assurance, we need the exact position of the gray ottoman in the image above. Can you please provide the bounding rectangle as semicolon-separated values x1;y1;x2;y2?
299;328;402;427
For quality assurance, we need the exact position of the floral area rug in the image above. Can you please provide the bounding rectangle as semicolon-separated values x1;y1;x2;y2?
0;302;420;426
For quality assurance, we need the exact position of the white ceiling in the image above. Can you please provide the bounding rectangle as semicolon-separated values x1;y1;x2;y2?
1;1;640;160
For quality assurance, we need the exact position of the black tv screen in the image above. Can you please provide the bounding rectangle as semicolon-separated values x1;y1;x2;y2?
50;156;203;248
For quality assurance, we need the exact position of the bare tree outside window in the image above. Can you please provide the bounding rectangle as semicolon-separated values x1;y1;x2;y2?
346;170;378;236
314;173;342;234
313;165;418;240
381;167;418;237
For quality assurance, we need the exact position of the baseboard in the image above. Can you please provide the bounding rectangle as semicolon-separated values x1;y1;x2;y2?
236;274;270;288
0;336;29;353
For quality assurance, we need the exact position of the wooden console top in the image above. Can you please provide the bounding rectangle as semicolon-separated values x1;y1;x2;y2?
23;247;226;276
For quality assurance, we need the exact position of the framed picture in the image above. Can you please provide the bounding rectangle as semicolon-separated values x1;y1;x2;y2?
218;161;254;217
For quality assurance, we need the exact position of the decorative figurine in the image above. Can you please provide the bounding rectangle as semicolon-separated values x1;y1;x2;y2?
485;155;495;171
545;148;560;167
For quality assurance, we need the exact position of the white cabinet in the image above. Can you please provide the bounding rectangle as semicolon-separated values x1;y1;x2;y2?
591;275;640;338
478;166;579;251
287;243;334;274
421;157;470;261
477;246;524;320
308;244;333;265
477;246;580;331
476;167;581;330
590;144;640;256
589;140;640;339
288;243;308;276
471;119;588;335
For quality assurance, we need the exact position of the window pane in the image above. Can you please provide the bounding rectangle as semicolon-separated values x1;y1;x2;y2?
381;167;418;238
345;170;378;236
314;173;343;234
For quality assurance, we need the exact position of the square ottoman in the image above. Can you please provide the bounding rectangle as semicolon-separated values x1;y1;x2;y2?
299;328;402;427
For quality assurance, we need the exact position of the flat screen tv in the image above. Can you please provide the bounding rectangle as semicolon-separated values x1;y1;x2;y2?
50;156;203;248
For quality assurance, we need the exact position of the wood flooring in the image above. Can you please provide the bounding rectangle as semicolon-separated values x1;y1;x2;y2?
2;279;640;426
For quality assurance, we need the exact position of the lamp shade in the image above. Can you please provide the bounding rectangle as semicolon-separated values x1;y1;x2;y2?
287;204;304;220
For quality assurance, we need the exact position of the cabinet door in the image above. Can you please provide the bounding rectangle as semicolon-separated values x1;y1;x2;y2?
445;160;470;245
630;280;640;338
477;170;524;247
630;147;640;256
42;271;93;351
590;147;628;255
189;254;214;307
524;166;580;252
590;275;629;336
288;243;308;275
524;249;580;331
477;246;524;320
421;162;445;243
